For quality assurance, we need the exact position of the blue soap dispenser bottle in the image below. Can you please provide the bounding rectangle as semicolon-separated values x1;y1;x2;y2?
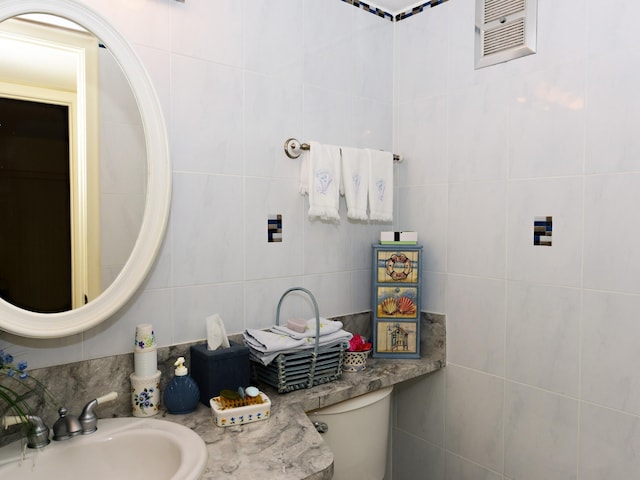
163;357;200;414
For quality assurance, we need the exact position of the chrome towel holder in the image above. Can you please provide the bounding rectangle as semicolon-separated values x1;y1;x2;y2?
284;138;403;163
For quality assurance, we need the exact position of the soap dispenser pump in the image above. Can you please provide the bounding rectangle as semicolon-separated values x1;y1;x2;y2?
163;357;200;414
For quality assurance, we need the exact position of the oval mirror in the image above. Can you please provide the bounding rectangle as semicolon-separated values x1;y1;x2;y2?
0;0;171;338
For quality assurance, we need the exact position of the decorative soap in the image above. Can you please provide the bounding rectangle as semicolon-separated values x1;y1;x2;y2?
287;318;307;333
245;386;260;397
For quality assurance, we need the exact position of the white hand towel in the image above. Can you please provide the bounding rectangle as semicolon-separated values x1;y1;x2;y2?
305;141;341;221
244;328;306;352
244;328;352;366
368;149;394;222
340;147;370;220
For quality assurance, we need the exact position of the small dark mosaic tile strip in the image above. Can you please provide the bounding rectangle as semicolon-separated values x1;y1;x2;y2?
341;0;449;22
533;216;552;246
341;0;394;20
395;0;449;21
268;214;282;243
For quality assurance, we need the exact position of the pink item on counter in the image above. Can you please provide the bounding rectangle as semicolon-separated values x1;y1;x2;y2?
286;318;307;333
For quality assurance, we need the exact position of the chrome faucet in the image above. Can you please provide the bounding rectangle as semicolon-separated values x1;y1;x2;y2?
53;391;118;440
2;415;50;449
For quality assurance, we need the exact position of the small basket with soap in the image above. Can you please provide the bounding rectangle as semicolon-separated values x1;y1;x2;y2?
210;387;271;427
250;287;347;394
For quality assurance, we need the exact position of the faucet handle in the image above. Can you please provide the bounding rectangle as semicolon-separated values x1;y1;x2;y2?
79;391;118;434
2;415;26;429
3;415;50;449
96;391;118;404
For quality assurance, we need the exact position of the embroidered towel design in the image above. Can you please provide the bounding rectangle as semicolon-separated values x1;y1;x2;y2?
375;178;386;201
340;146;369;220
315;169;334;195
353;174;361;193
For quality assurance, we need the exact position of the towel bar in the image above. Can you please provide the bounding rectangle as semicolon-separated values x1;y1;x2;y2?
284;138;402;163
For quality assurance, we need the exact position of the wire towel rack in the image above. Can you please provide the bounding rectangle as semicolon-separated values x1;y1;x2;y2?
284;138;402;163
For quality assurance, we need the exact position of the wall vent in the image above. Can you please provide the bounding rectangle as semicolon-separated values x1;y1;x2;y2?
475;0;537;69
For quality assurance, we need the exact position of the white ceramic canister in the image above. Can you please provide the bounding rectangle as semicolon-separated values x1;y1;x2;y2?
130;370;161;417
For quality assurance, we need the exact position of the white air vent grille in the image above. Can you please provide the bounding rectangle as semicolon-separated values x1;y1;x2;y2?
484;0;525;23
483;17;525;56
475;0;537;69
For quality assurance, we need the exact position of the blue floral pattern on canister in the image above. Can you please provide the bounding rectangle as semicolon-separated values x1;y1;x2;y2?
134;330;156;349
132;384;159;414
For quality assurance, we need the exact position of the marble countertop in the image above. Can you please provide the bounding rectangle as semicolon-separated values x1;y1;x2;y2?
161;351;445;479
10;312;445;478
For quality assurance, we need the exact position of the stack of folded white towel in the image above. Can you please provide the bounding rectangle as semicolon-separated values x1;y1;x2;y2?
300;141;394;222
244;318;353;366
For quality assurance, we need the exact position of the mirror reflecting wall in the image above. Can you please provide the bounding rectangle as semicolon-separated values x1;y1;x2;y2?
0;14;146;313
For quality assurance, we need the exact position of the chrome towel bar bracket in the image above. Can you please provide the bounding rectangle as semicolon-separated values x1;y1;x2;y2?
284;138;402;162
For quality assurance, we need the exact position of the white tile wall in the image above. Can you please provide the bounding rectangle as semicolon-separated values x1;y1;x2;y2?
447;80;509;183
444;365;504;472
446;275;505;376
393;0;640;478
243;0;304;83
506;282;581;397
579;402;640;479
170;55;243;175
508;63;586;179
395;95;448;185
583;173;640;293
582;291;640;416
585;51;640;174
395;370;445;446
503;382;579;480
447;181;506;278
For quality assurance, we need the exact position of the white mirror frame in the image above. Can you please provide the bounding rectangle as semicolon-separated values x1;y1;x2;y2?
0;0;171;338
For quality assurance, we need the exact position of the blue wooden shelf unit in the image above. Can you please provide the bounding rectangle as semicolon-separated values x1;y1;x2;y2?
371;244;422;359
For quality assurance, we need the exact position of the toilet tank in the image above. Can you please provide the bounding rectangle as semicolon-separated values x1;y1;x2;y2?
308;386;393;480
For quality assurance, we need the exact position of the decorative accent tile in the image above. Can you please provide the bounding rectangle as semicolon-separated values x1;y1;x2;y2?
268;214;282;243
341;0;394;21
340;0;448;22
534;216;552;246
395;0;449;21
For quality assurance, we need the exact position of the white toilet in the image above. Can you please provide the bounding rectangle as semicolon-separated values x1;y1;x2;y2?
308;385;393;480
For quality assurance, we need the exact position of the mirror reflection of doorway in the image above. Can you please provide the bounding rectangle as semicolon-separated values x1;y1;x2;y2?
0;96;72;312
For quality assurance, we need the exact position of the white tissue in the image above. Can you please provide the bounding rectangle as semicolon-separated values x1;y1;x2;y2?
206;313;230;350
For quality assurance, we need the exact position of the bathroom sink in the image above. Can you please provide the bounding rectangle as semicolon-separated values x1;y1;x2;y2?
0;417;208;480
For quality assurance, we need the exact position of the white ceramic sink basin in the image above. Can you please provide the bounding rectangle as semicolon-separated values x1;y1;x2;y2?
0;417;208;480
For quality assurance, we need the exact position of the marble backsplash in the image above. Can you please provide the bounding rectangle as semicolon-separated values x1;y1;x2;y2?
1;311;445;445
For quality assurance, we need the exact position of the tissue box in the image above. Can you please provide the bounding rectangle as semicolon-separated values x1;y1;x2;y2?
190;341;250;406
